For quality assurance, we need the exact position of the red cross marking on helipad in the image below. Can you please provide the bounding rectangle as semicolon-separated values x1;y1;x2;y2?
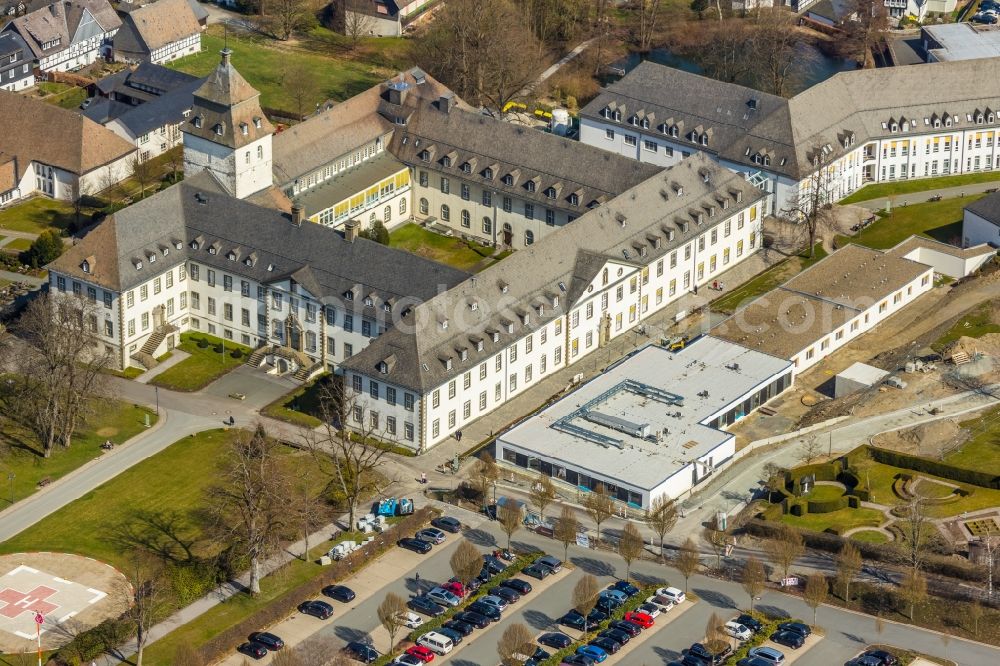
0;586;59;619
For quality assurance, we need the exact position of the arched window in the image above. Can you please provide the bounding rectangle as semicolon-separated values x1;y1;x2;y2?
399;198;407;215
525;230;534;245
257;145;263;159
602;267;609;285
369;212;376;223
441;204;450;221
383;205;391;222
461;209;470;227
419;198;428;215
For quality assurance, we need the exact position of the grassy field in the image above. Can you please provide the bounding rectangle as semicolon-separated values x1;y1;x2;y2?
38;81;87;110
801;484;846;501
862;460;1000;518
2;237;33;253
780;506;886;533
839;172;1000;204
947;406;1000;473
0;197;100;235
711;244;827;314
150;332;251;392
261;377;327;429
389;223;506;272
835;195;977;250
931;301;1000;352
0;399;156;506
167;29;403;116
849;529;890;544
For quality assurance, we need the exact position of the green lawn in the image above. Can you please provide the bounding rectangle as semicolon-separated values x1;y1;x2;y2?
860;460;1000;518
780;507;886;533
802;484;845;501
37;81;87;110
849;529;890;544
931;301;1000;352
947;406;1000;473
2;237;33;252
167;29;396;116
835;195;977;250
0;399;156;507
150;332;251;392
0;197;98;235
389;223;504;272
839;172;1000;204
261;377;327;429
711;244;826;314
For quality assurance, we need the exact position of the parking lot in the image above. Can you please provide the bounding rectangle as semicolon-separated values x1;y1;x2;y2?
220;502;999;666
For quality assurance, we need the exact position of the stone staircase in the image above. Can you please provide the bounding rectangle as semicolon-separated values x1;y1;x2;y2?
245;345;270;368
130;351;157;370
293;361;323;383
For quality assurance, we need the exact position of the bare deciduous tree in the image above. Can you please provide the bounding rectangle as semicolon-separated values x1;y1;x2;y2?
798;437;825;465
282;60;322;120
8;294;112;457
836;541;862;603
473;451;500;509
839;0;889;68
270;0;315;41
675;537;701;592
705;611;725;648
803;573;828;626
636;0;663;53
618;521;644;580
898;568;927;620
645;495;678;560
129;153;157;200
747;8;805;97
897;497;931;574
377;592;407;653
968;600;984;637
450;539;483;587
851;450;876;492
497;621;535;666
741;556;766;614
780;148;837;257
572;574;600;633
289;476;328;561
529;473;557;523
123;553;168;666
207;425;288;596
704;527;730;569
555;505;579;561
584;485;615;547
342;0;376;46
497;500;523;551
762;525;804;581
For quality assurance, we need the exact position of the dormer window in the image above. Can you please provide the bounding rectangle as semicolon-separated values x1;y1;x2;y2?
244;257;254;267
552;295;559;308
502;174;514;186
669;125;678;137
383;302;391;312
476;339;484;352
483;168;493;179
377;361;388;374
419;150;430;161
568;193;579;206
208;247;217;255
763;155;771;166
267;263;274;272
700;135;708;146
505;321;514;333
544;187;556;199
521;313;529;325
462;163;472;174
227;252;236;261
934;119;941;128
81;260;90;274
525;181;536;193
442;156;451;167
612;110;621;122
253;117;262;129
161;247;169;256
977;115;984;124
990;114;996;123
344;290;354;300
440;319;449;330
602;108;611;119
193;116;202;128
213;124;223;136
174;240;182;250
641;118;650;129
491;331;500;343
240;123;248;136
444;357;452;370
460;349;468;361
147;253;156;263
364;296;374;307
891;124;898;132
630;115;638;126
190;241;199;250
945;118;952;127
134;260;142;270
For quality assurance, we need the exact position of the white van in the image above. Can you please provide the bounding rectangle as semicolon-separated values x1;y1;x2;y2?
416;631;454;655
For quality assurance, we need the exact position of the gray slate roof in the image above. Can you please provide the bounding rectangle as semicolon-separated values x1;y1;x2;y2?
48;173;470;307
582;58;1000;181
111;75;202;137
342;153;765;392
964;190;1000;227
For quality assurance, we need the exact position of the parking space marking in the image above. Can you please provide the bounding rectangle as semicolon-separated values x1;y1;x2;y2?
756;632;823;665
601;599;697;664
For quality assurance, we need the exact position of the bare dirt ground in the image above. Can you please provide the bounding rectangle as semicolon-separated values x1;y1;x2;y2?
0;552;130;652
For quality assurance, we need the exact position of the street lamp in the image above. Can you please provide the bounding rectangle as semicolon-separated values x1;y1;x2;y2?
7;472;14;506
155;386;159;417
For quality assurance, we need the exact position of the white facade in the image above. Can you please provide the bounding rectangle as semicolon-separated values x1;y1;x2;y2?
107;120;183;162
346;196;766;453
963;208;1000;249
183;132;273;199
34;10;117;73
146;33;199;65
0;65;34;91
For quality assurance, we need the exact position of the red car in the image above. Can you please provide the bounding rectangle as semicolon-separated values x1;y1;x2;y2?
406;645;436;663
444;581;465;598
624;611;654;628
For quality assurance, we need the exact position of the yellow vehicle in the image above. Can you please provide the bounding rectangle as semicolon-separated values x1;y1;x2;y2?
665;335;689;352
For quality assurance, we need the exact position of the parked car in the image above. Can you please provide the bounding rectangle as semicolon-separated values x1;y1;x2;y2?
688;642;732;664
770;630;804;649
426;587;461;607
561;654;595;666
248;632;284;651
724;620;753;641
298;600;333;619
737;658;777;666
645;594;675;613
656;586;686;604
432;516;462;532
600;589;629;605
467;600;502;620
345;641;380;663
237;641;268;659
559;609;593;631
623;611;654;628
588;636;621;654
483;555;507;574
598;628;631;645
443;580;465;598
501;578;532;594
451;575;480;593
595;597;620;615
747;646;785;664
777;622;811;638
453;611;491;628
539;632;573;649
608;619;642;637
489;585;520;603
405;645;436;663
398;538;432;554
435;626;464;646
408;596;446;617
849;657;883;666
392;655;423;666
637;602;661;618
416;527;447;544
670;657;712;666
398;611;423;629
525;646;551;666
861;650;899;666
479;594;509;611
523;563;552;579
576;645;608;663
537;555;563;572
322;585;356;602
442;619;474;636
609;580;640;597
735;614;763;634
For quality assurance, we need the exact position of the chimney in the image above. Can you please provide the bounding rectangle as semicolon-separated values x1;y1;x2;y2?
386;80;409;105
439;93;455;114
345;219;359;243
291;203;304;227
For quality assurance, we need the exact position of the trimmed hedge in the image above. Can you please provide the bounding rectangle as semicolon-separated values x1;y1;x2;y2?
864;446;1000;490
194;508;437;664
807;495;849;514
724;612;787;665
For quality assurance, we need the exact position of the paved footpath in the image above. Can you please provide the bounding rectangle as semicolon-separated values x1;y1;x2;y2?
850;179;1000;210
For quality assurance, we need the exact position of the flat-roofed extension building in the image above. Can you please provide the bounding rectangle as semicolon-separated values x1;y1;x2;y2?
496;337;793;509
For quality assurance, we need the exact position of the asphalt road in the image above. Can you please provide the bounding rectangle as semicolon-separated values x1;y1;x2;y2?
303;504;999;666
